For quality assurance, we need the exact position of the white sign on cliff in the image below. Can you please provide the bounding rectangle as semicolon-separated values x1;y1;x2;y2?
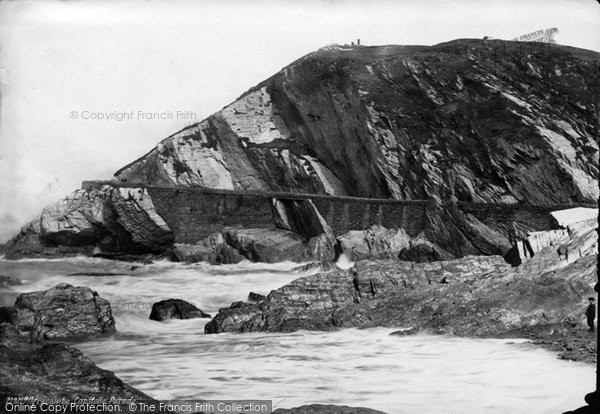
512;27;558;43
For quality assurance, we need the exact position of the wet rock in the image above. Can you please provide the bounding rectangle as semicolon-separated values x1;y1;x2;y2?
222;228;312;263
205;253;597;335
171;233;245;264
0;275;22;287
11;283;115;340
272;405;388;414
293;261;339;273
229;301;250;309
248;292;266;302
0;307;17;325
390;327;418;336
149;299;210;321
398;243;447;263
0;323;155;405
91;252;155;264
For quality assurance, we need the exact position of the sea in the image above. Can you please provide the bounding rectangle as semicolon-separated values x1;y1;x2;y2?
0;256;594;414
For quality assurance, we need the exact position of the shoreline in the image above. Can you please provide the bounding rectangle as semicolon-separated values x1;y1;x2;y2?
490;322;597;365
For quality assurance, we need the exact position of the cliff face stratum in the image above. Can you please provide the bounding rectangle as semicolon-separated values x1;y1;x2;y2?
5;39;599;259
115;39;599;205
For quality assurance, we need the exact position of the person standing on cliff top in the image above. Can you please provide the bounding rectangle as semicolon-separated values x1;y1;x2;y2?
586;297;596;332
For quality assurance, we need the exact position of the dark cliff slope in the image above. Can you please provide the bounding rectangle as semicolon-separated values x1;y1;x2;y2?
115;39;599;205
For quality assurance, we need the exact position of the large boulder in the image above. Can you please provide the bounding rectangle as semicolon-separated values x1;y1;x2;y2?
149;299;211;321
8;283;115;340
171;233;245;264
0;275;22;287
222;228;313;263
338;225;412;261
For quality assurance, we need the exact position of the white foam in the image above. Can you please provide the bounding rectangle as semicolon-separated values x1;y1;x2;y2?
335;252;355;269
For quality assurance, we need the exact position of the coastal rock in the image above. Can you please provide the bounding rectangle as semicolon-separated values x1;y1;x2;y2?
423;199;512;257
272;199;334;240
248;292;266;302
0;275;22;287
397;242;448;263
293;261;339;274
222;228;312;263
11;283;115;340
272;198;337;262
0;323;154;405
5;186;174;259
390;327;418;336
149;299;211;321
205;253;596;335
6;40;599;261
109;187;174;253
114;40;599;205
338;225;411;261
171;233;245;264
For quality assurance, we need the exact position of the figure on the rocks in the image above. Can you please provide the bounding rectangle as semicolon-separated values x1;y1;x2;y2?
586;297;596;332
558;245;569;261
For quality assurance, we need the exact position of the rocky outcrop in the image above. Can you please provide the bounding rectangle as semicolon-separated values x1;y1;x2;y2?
0;323;155;406
2;283;115;340
149;299;211;321
338;225;411;261
171;233;245;264
272;198;337;262
4;186;174;259
336;199;513;262
205;252;597;335
248;292;266;302
6;39;598;261
422;199;512;257
0;275;22;287
397;243;448;263
114;40;599;205
222;228;316;263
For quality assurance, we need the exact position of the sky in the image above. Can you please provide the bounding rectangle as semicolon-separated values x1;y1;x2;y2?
0;0;599;243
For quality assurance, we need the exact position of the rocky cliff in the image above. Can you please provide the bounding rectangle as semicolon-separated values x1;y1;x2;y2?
205;218;598;334
5;39;599;260
115;39;599;205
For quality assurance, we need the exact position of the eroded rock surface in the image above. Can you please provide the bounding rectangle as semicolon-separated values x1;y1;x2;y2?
2;283;115;340
5;186;174;259
149;299;211;321
222;228;314;263
0;324;154;406
171;233;245;264
115;40;599;205
205;254;597;335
